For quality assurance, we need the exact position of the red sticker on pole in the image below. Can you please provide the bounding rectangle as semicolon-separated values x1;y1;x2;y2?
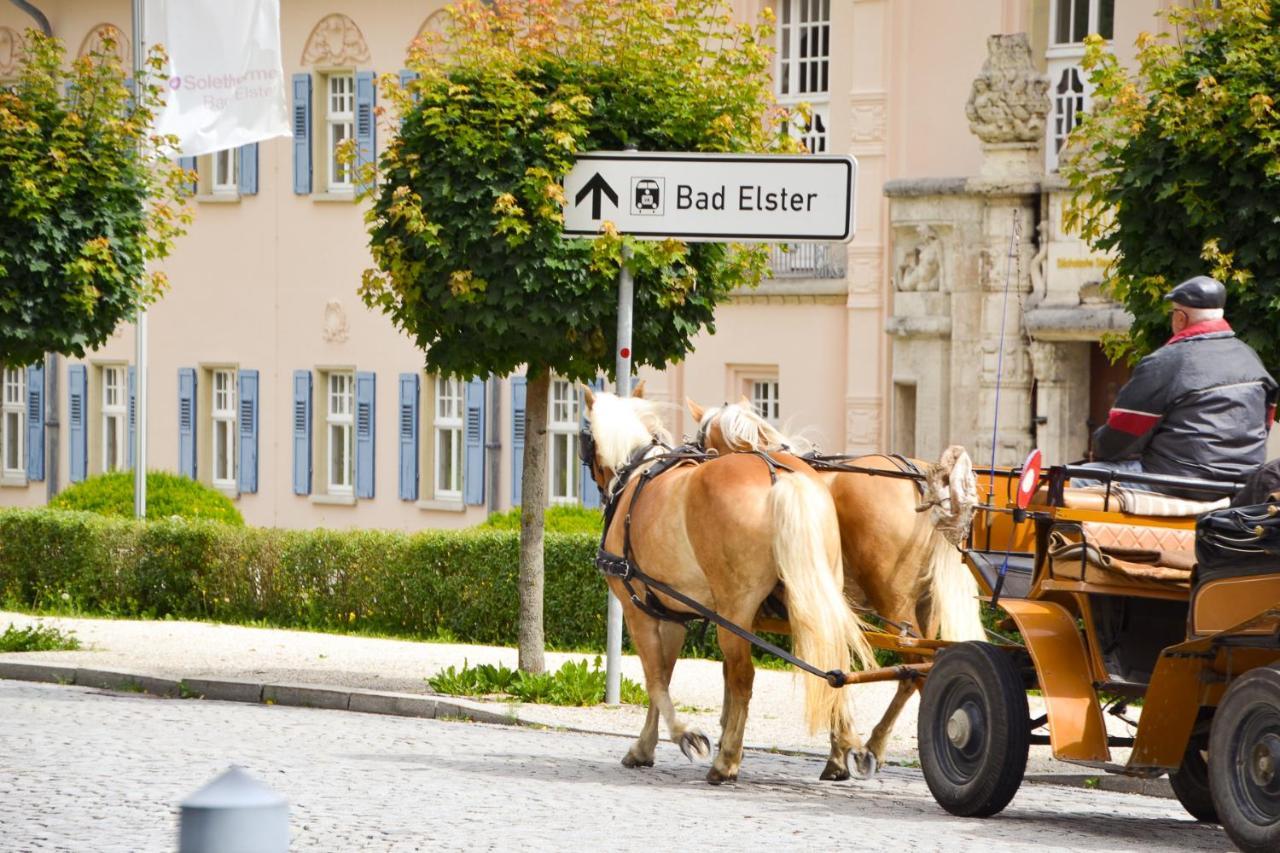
1016;449;1043;510
620;347;631;358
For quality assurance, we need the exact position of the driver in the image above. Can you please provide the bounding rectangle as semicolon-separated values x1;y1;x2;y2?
1082;275;1277;492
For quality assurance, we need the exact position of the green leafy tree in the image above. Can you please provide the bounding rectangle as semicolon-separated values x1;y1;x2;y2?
361;0;794;671
0;28;190;366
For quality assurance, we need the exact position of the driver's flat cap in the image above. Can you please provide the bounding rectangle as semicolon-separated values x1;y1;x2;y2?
1164;275;1226;309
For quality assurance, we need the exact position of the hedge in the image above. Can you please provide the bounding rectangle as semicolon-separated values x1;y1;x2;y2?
0;508;607;650
50;471;245;526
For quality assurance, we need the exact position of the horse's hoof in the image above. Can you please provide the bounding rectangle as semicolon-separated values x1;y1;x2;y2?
819;759;851;782
621;753;654;769
852;751;879;779
678;731;711;761
706;767;737;785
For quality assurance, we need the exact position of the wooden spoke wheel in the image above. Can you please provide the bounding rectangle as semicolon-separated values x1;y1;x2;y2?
1210;665;1280;852
918;642;1030;818
1169;730;1217;824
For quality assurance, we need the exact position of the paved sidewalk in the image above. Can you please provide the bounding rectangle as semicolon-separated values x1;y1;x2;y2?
0;611;1149;784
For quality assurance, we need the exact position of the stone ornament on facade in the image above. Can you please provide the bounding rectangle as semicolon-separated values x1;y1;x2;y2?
302;14;370;67
850;102;886;144
894;226;944;292
965;34;1049;145
0;26;26;79
78;23;129;67
322;300;350;343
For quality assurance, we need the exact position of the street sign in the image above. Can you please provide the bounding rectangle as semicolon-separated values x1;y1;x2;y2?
562;152;857;242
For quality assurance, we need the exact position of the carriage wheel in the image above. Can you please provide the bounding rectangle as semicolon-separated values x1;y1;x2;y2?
1209;665;1280;852
918;642;1029;818
1169;730;1217;823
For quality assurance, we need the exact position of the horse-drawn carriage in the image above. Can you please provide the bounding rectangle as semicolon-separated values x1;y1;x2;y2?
580;389;1280;853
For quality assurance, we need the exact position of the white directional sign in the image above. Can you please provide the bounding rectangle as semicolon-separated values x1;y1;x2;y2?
561;152;857;242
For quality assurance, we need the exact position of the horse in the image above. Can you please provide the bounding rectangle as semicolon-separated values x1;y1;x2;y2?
687;398;985;772
582;384;878;784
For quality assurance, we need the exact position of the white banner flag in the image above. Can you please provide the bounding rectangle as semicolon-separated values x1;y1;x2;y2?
146;0;291;157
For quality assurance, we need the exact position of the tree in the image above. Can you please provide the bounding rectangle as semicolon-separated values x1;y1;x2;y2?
1065;0;1280;373
0;28;190;367
361;0;793;671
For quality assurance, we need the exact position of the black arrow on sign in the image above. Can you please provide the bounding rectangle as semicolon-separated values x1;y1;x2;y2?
574;172;618;220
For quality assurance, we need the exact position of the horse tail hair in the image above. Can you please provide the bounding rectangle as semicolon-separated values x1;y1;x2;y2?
769;472;876;734
922;445;984;641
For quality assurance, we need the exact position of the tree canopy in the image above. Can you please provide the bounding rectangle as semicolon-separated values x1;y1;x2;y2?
0;29;190;367
360;0;796;382
1065;0;1280;373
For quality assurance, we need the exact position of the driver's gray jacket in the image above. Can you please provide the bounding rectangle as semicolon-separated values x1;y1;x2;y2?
1092;325;1277;482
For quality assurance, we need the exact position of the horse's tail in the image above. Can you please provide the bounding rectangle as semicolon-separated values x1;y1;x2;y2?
769;472;876;734
922;445;985;641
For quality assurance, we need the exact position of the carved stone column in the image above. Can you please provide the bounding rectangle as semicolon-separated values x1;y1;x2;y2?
965;34;1050;180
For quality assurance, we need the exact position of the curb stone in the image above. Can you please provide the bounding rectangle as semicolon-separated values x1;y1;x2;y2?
0;662;1176;801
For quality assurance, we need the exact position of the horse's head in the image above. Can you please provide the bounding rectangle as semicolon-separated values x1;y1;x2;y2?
925;445;979;547
687;397;795;454
581;381;669;493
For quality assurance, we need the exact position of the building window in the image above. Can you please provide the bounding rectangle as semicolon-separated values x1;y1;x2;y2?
1;367;25;477
548;379;579;504
777;0;830;97
1052;66;1086;157
327;73;355;191
751;379;781;424
212;149;238;194
1052;0;1114;45
434;377;464;500
211;369;237;488
101;365;127;472
327;371;354;493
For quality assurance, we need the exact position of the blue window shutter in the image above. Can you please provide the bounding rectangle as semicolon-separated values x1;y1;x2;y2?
292;370;312;495
511;376;526;506
398;373;419;501
177;156;197;195
25;363;44;481
177;367;197;478
291;72;312;194
68;365;87;483
354;70;376;193
127;366;137;470
238;369;259;494
355;371;376;499
238;143;259;195
580;378;605;509
398;69;420;110
464;377;486;506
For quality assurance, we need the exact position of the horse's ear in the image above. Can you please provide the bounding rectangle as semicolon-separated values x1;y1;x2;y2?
687;397;706;423
632;379;646;399
581;383;596;410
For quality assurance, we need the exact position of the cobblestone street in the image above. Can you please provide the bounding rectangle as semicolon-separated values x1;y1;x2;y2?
0;680;1229;852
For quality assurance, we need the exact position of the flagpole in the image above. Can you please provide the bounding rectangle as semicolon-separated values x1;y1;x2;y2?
132;0;148;519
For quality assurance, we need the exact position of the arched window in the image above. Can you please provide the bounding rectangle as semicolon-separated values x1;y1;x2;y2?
1052;66;1086;156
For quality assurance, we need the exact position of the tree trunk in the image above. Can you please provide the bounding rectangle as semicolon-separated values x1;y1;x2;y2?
517;371;550;673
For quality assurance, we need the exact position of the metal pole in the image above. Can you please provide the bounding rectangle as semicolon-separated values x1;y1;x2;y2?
605;243;633;705
132;0;147;519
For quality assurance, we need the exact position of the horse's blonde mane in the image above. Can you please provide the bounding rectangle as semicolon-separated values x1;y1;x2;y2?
588;392;673;471
701;403;814;455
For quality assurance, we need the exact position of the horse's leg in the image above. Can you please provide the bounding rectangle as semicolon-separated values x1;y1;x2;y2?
620;608;667;768
708;627;754;784
822;690;869;780
622;618;691;768
862;665;921;773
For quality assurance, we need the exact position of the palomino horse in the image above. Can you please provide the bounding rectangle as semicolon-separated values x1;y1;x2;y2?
688;399;985;773
583;385;877;784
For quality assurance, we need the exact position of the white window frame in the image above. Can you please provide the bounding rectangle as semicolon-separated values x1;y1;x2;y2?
1;367;25;478
326;73;355;192
434;377;464;501
101;365;127;473
750;378;781;425
211;369;237;488
1045;1;1114;172
212;149;238;195
327;371;354;494
548;379;580;505
1049;0;1114;47
776;1;831;154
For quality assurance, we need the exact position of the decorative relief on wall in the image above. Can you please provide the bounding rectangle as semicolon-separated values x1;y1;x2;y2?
322;300;350;343
302;14;370;67
0;27;26;78
845;398;882;451
416;10;450;41
965;34;1049;145
848;252;883;294
78;24;129;66
894;225;944;292
850;103;886;144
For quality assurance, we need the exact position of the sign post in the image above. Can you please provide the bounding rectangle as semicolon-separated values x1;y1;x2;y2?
563;151;858;701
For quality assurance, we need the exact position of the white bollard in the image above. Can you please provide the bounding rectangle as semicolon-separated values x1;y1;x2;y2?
178;766;289;853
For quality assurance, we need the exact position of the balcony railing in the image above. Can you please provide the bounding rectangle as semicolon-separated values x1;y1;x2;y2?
767;243;846;279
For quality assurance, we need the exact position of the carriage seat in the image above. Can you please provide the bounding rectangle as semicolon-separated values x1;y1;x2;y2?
1048;485;1228;518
